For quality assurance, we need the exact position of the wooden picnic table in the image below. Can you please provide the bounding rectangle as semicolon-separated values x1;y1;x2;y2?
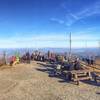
69;69;92;85
53;61;100;85
80;60;100;83
62;66;92;85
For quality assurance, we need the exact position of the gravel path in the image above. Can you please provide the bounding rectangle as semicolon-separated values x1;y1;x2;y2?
0;61;99;100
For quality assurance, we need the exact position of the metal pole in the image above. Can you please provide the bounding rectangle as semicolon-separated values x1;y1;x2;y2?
69;32;72;58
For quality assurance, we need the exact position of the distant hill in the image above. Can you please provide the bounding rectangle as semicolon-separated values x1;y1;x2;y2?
0;47;99;57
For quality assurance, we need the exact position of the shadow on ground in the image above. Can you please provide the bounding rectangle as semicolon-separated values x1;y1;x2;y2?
96;92;100;95
81;79;100;87
36;62;100;86
36;62;70;83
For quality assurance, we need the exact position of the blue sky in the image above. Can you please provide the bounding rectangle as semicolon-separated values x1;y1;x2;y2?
0;0;100;48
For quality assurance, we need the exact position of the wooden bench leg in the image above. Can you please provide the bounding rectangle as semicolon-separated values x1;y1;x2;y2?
73;74;79;85
86;72;92;80
76;80;79;85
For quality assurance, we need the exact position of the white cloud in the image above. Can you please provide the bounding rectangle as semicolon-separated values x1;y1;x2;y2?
50;18;65;24
52;0;100;27
68;1;100;25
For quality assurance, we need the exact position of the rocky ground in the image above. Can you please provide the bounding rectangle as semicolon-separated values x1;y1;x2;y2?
0;61;99;100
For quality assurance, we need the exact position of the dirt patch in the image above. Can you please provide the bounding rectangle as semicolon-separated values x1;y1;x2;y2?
0;79;18;93
0;61;99;100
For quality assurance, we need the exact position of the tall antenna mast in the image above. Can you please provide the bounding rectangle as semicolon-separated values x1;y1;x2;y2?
69;32;72;57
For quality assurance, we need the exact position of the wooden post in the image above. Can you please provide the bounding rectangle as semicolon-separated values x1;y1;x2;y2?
3;51;6;65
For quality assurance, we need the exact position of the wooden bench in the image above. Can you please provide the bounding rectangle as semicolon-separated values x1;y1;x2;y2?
94;72;100;83
69;69;92;85
85;63;100;83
